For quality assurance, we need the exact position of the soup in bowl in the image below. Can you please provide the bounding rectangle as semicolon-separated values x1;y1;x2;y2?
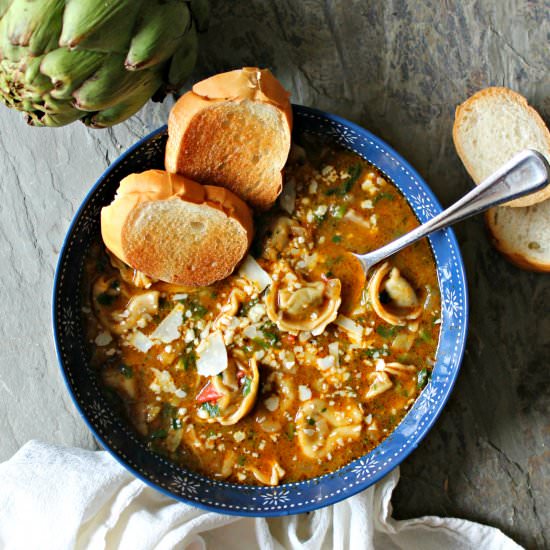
54;106;467;514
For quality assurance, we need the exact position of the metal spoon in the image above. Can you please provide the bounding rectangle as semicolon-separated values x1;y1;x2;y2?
352;149;549;279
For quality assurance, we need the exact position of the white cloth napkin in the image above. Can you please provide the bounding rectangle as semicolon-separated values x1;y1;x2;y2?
0;441;520;550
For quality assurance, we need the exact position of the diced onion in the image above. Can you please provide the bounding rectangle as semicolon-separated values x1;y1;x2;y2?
197;330;228;377
298;385;312;401
317;355;335;370
344;209;372;229
238;255;272;292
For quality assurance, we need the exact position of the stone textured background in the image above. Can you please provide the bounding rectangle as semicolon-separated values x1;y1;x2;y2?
0;1;548;547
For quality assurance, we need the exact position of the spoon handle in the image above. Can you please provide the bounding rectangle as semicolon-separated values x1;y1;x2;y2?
356;149;549;269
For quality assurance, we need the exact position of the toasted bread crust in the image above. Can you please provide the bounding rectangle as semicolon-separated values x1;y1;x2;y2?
101;170;253;285
485;209;550;273
165;67;292;210
453;87;550;207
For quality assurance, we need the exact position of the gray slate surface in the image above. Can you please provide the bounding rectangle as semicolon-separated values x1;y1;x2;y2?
0;1;548;548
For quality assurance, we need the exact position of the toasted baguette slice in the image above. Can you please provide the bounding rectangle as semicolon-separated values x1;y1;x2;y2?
453;87;550;207
486;200;550;272
101;170;253;286
165;67;292;210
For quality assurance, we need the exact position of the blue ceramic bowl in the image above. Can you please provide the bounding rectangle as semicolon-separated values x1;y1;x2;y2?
53;105;468;516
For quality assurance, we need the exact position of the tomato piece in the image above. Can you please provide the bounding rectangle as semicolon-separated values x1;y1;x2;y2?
236;370;246;380
196;383;222;403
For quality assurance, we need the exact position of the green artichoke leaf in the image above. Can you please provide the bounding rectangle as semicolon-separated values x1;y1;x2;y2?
28;94;84;126
0;0;15;19
1;0;64;55
23;54;51;95
41;48;105;100
28;0;65;56
126;0;190;71
73;53;162;112
167;23;198;90
60;0;143;53
84;72;163;128
189;0;210;33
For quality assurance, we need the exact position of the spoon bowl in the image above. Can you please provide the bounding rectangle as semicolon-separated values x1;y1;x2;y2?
344;149;549;308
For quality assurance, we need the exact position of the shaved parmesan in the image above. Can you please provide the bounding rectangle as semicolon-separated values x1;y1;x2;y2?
280;178;296;214
150;305;183;343
197;330;228;377
128;330;153;353
239;255;272;292
328;342;340;367
334;315;364;342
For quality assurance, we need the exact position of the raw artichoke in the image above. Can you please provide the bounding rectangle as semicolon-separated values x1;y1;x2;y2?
0;0;209;128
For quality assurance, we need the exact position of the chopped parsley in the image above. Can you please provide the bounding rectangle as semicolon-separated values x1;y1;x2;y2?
332;235;342;243
242;376;252;396
376;325;398;338
373;192;395;204
419;329;432;343
172;418;182;430
149;429;168;440
325;164;362;196
252;337;270;349
332;204;347;219
177;350;196;371
119;364;133;379
361;347;389;358
286;422;295;440
200;402;220;417
417;368;429;389
238;297;259;316
307;417;316;426
314;211;327;223
162;403;178;418
237;455;246;466
191;303;207;319
178;299;208;319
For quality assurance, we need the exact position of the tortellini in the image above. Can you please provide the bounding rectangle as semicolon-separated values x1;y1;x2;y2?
196;354;259;426
368;262;422;325
365;362;417;399
262;216;302;260
296;399;362;459
107;250;154;289
92;276;159;334
248;462;286;486
266;277;341;334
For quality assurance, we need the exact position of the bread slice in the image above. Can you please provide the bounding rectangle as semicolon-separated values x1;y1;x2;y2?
453;87;550;207
165;67;292;210
101;170;253;286
486;200;550;272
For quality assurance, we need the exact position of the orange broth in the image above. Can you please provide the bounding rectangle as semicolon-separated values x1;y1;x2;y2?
83;137;441;485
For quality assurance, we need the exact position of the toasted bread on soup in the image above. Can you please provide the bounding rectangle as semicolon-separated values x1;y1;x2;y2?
165;67;292;210
453;86;550;207
101;170;253;286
